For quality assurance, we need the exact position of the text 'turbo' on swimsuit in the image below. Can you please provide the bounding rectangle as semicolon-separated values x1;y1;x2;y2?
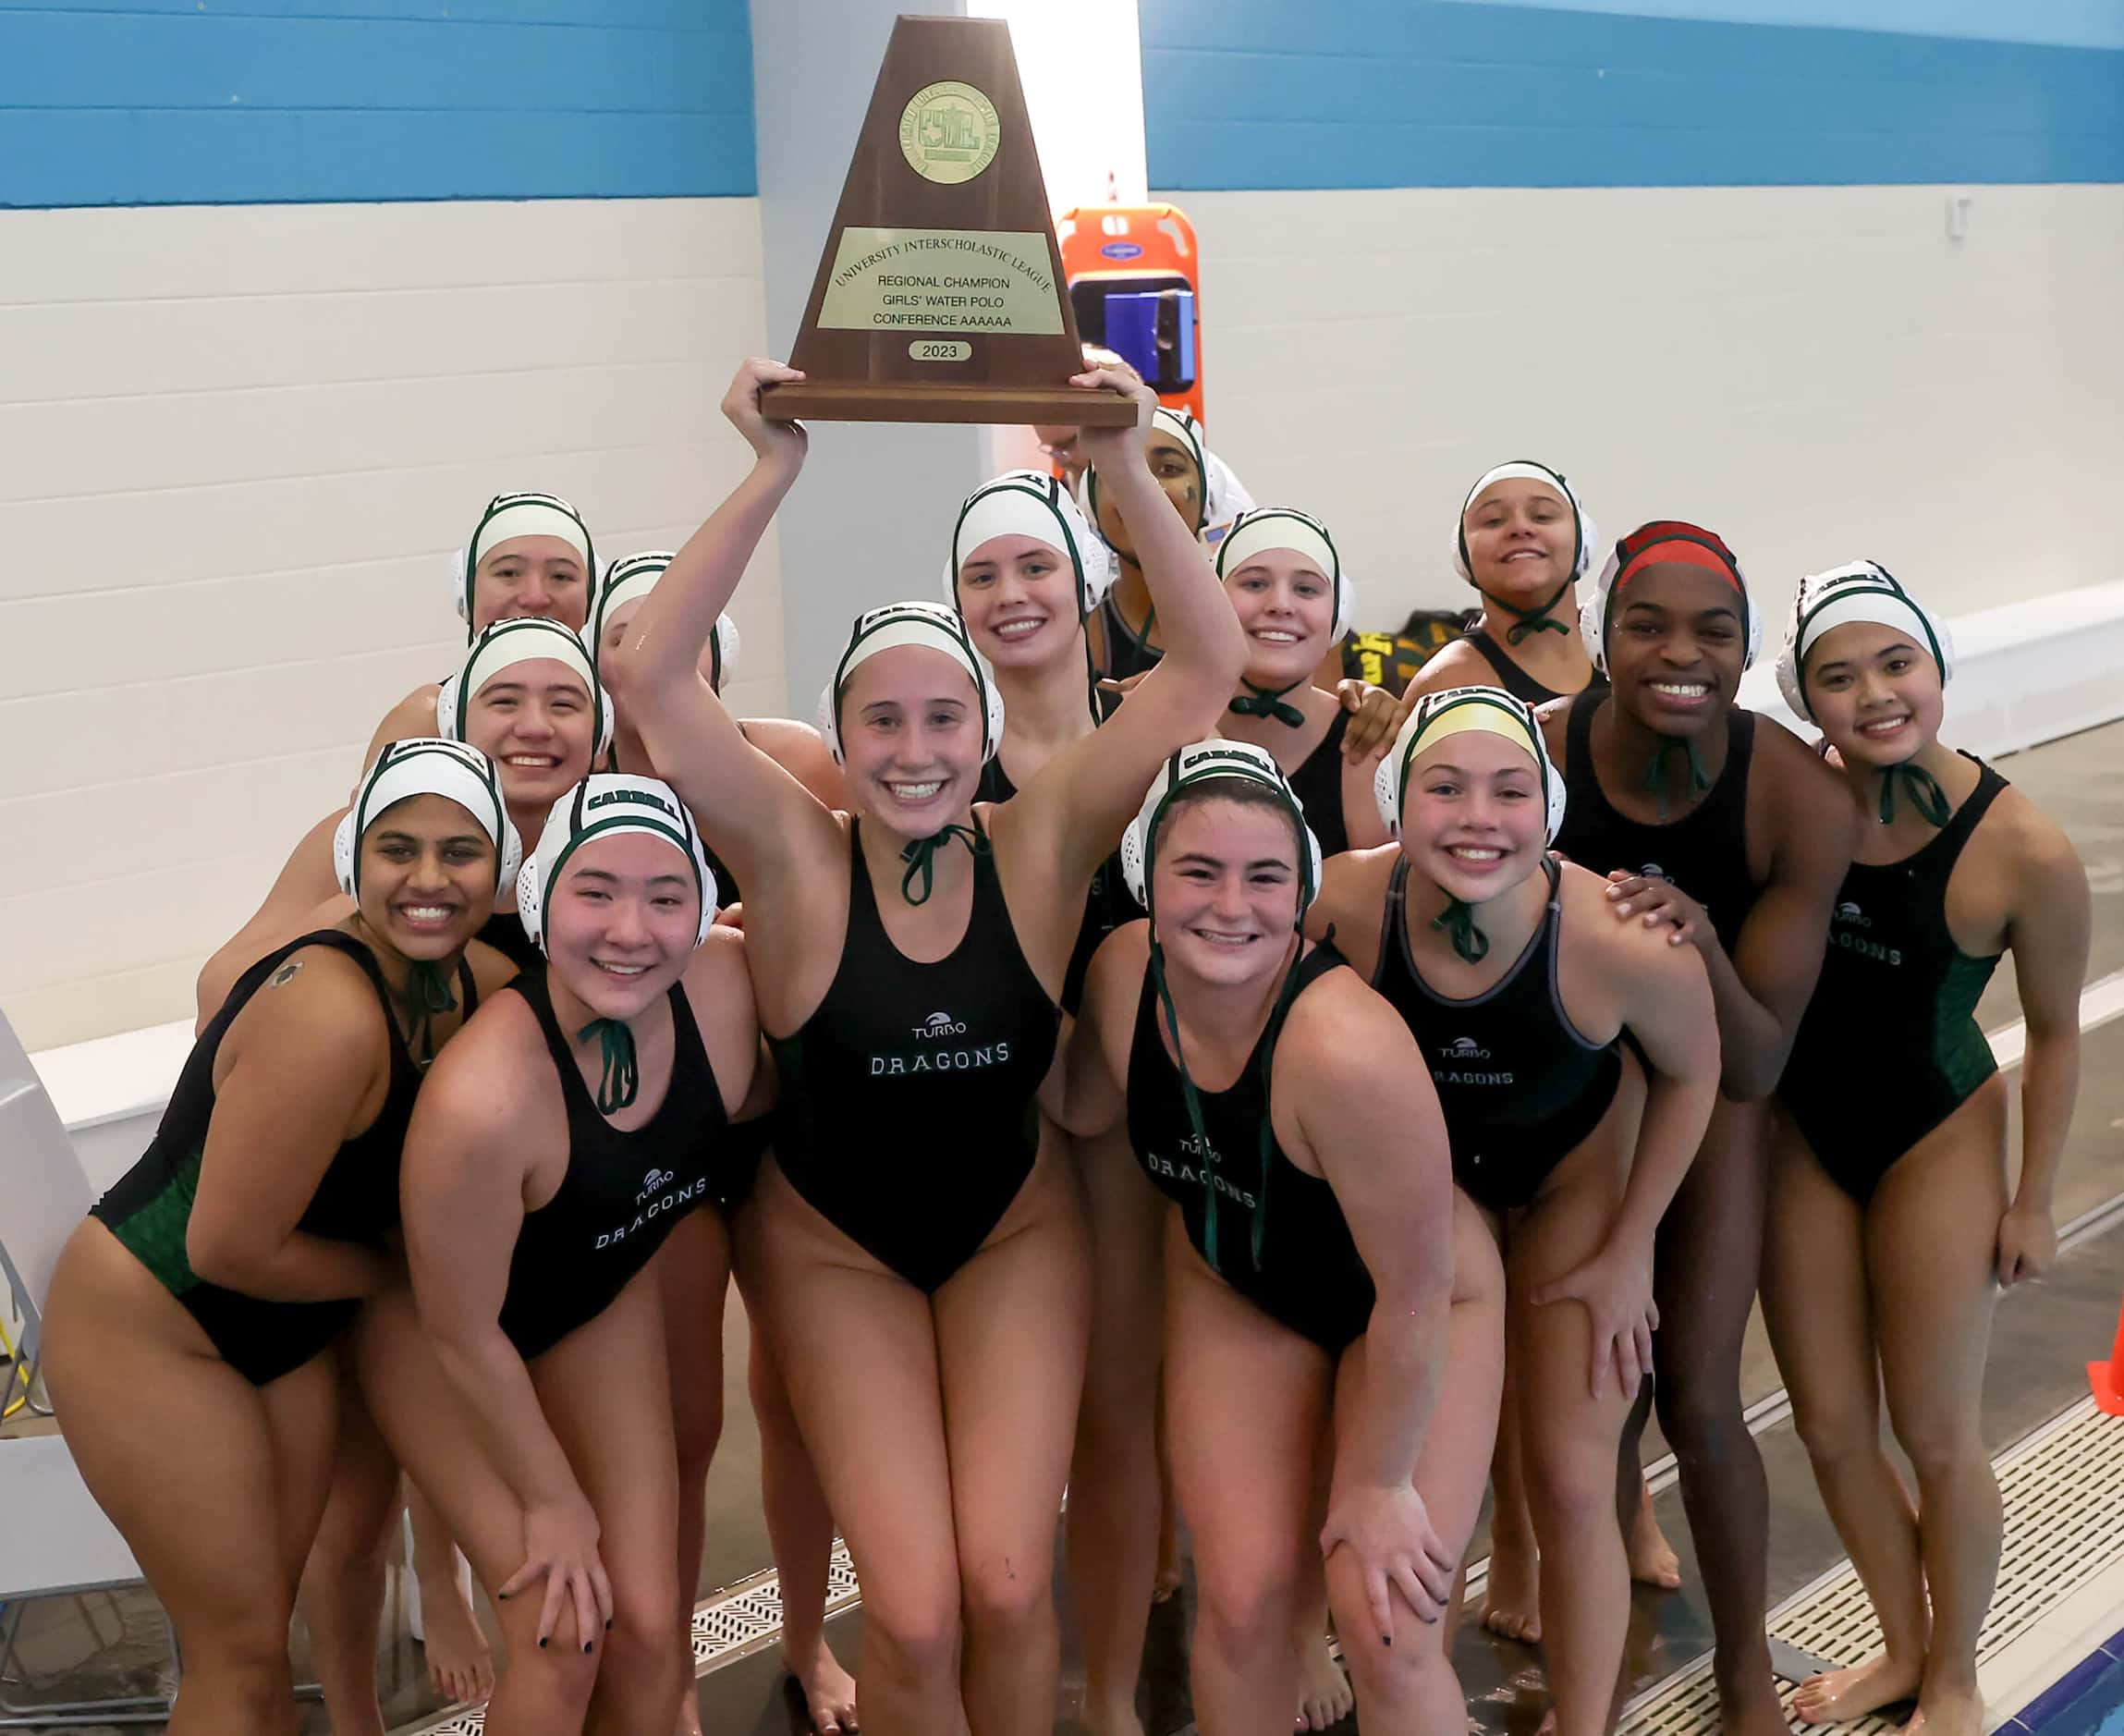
1126;943;1375;1352
93;931;469;1386
1372;856;1623;1213
767;816;1062;1293
1779;756;2008;1204
499;965;739;1358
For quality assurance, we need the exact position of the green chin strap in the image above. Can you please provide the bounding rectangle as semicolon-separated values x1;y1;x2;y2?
1430;895;1491;965
1642;735;1713;823
898;822;987;906
1482;578;1573;644
402;958;458;1065
1227;679;1308;728
579;1017;640;1115
1879;760;1952;827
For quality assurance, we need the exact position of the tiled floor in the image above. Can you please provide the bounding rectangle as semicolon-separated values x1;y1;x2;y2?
6;718;2122;1736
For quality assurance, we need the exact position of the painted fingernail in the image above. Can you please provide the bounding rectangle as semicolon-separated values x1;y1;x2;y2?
583;1642;594;1655
1383;1634;1393;1647
605;1619;614;1631
538;1637;548;1649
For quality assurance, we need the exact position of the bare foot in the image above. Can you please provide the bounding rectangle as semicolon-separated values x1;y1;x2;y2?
1720;1669;1798;1736
1791;1653;1923;1725
1154;1501;1184;1603
1084;1697;1148;1736
414;1568;494;1706
1479;1537;1542;1645
1536;1708;1558;1736
1627;1482;1682;1591
1901;1682;1984;1736
1294;1625;1353;1730
787;1635;860;1734
675;1677;704;1736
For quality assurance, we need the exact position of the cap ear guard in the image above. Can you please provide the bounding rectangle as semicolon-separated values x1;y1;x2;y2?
1583;522;1761;675
335;738;523;899
1775;559;1955;720
514;776;719;955
817;602;1007;765
438;618;615;758
1119;739;1324;916
1373;686;1566;845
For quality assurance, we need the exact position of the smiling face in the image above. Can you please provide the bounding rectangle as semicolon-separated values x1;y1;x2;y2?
462;656;599;813
1151;791;1304;989
837;644;985;836
355;792;500;960
1462;478;1576;604
1604;563;1749;738
1401;729;1546;906
1225;545;1334;689
955;532;1081;672
542;831;701;1020
470;534;591;634
1802;619;1944;768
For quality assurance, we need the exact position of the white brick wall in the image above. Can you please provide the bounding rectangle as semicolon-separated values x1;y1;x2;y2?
0;197;785;1049
1177;183;2124;633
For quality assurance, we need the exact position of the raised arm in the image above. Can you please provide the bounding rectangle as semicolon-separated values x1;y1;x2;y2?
600;361;837;904
186;950;399;1300
1005;370;1250;885
1996;808;2092;1284
399;1015;615;1647
1294;986;1459;1642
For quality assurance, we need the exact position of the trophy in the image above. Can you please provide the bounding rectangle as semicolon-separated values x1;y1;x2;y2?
761;15;1134;428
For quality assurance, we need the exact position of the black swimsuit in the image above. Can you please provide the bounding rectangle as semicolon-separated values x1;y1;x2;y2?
1372;857;1623;1212
1283;709;1353;859
1555;688;1761;956
1463;629;1605;708
497;967;739;1358
767;818;1062;1292
476;911;543;973
1097;591;1162;681
976;689;1135;1016
1780;757;2008;1204
92;931;471;1387
1126;944;1375;1352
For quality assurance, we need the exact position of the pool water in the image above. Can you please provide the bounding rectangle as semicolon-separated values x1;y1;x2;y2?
2025;1646;2124;1736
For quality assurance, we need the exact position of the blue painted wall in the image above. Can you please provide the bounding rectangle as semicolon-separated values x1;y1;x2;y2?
0;1;757;208
1141;0;2124;190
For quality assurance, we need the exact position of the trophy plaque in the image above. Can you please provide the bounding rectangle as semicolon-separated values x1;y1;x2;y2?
761;15;1134;427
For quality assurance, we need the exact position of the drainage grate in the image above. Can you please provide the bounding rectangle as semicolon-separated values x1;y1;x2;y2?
397;1543;861;1735
1620;1399;2124;1735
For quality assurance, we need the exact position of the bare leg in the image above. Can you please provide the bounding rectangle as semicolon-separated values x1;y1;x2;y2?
1762;1114;1926;1724
1154;1397;1185;1603
298;1365;400;1736
1066;1124;1166;1736
1480;1357;1544;1644
406;1478;494;1707
1869;1082;2009;1736
1511;1107;1638;1736
1650;1096;1783;1736
739;1163;970;1736
747;1303;860;1733
1163;1220;1327;1736
658;1209;733;1736
936;1168;1091;1736
42;1225;341;1736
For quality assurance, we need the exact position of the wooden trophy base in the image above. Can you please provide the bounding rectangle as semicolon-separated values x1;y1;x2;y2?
761;380;1135;426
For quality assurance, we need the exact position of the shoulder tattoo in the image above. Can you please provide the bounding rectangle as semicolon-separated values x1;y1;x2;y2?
268;960;305;988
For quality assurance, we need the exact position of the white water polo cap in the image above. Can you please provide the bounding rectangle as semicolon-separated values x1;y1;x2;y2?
1216;507;1357;641
516;775;719;953
437;617;614;758
817;602;1006;764
1374;685;1566;843
334;738;523;898
1776;559;1955;720
1078;403;1212;540
947;470;1117;617
589;551;741;693
1120;738;1324;916
1450;460;1598;584
448;491;594;630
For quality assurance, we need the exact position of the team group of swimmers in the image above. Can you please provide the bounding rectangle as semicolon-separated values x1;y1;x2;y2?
34;351;2092;1736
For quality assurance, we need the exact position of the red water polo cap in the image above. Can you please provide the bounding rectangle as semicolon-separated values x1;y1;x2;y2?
1610;520;1744;594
